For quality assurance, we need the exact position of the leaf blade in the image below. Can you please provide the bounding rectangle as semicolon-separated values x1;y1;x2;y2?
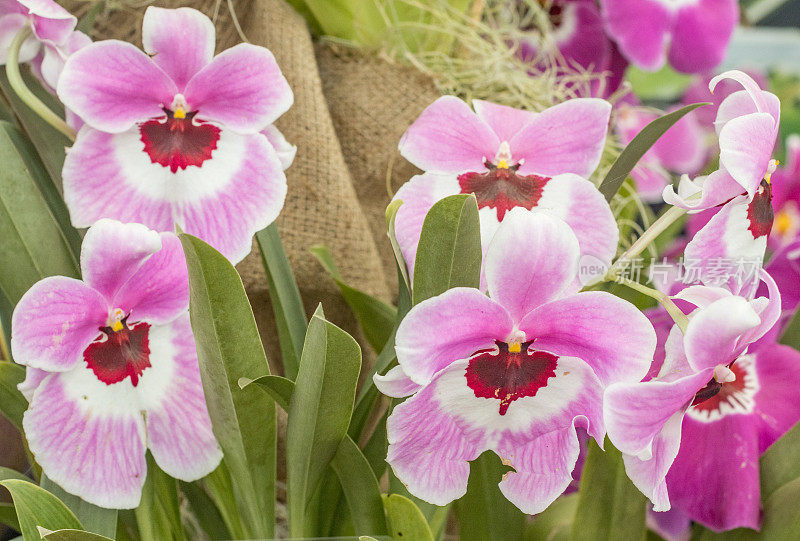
1;479;83;541
599;102;710;202
179;233;276;538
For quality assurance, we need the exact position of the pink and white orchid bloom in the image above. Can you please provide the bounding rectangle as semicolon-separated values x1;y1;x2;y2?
615;100;706;201
664;72;780;289
11;219;221;509
375;210;655;513
599;0;739;74
605;272;782;517
57;7;294;264
393;96;617;282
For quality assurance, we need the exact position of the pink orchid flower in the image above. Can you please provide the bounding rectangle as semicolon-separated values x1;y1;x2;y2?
767;135;800;248
375;210;655;513
57;7;294;264
393;95;617;282
0;0;89;93
664;72;780;289
605;272;782;519
599;0;739;74
518;0;627;98
682;70;769;133
0;0;76;62
615;100;706;202
11;219;221;509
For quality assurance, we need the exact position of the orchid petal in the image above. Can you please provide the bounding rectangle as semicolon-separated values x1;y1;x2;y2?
11;277;107;372
600;0;672;72
142;6;215;89
485;210;579;322
398;96;500;174
667;0;738;74
374;365;422;398
471;99;537;143
394;288;513;385
718;113;777;195
184;43;293;133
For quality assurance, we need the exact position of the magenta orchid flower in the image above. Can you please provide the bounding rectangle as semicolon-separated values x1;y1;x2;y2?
599;0;739;74
615;100;706;201
57;7;294;264
518;0;627;98
375;210;655;513
11;219;221;509
393;95;617;282
768;135;800;248
605;272;782;518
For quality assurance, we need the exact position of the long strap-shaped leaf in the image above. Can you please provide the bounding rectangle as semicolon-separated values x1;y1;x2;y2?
180;233;276;539
285;307;361;538
569;440;646;541
0;121;79;304
242;374;387;536
256;223;307;380
0;361;25;430
0;479;83;541
599;102;710;202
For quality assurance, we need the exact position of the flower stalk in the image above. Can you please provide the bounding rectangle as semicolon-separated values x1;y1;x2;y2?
606;204;687;280
6;26;77;141
615;275;689;332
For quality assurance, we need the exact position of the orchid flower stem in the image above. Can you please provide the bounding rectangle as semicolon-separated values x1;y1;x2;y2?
615;276;689;333
6;26;77;142
606;205;687;280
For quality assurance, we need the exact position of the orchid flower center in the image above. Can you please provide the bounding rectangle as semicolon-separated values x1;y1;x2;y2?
458;141;551;221
83;309;151;387
746;178;775;238
139;93;221;173
774;202;800;239
464;332;558;416
688;359;758;422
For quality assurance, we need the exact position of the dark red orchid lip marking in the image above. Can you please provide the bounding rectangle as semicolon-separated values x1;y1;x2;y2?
691;363;747;413
458;161;551;221
465;340;558;415
84;315;151;386
140;108;221;173
747;179;774;239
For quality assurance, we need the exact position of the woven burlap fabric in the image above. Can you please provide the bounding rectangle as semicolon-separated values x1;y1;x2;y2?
316;44;440;296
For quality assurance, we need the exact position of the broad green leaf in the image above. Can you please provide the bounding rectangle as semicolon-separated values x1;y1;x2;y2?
256;223;307;380
239;375;293;410
599;103;710;202
0;361;26;429
0;122;80;304
179;481;231;541
0;502;20;531
311;245;396;352
759;418;800;499
330;436;388;536
243;374;387;537
179;233;275;539
39;529;113;541
454;451;525;541
202;462;247;540
134;455;183;541
525;493;578;541
39;477;116;539
286;306;361;538
0;467;30;482
570;440;647;541
1;479;82;541
0;70;71;191
382;494;434;541
412;193;481;305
